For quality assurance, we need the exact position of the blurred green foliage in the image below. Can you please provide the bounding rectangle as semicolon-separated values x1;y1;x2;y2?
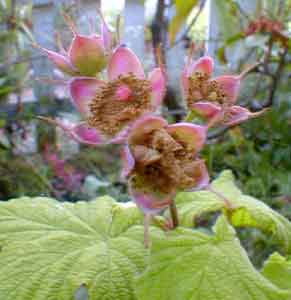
0;0;33;101
68;146;129;202
0;149;50;199
204;103;291;203
202;103;291;266
199;0;291;265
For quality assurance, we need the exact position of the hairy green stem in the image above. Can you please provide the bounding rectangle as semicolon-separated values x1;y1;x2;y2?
184;111;196;122
169;201;179;228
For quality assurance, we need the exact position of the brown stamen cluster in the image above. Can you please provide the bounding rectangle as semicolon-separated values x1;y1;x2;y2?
130;129;199;196
88;73;151;137
187;71;227;108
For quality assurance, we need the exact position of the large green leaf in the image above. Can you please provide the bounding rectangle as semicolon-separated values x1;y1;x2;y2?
169;0;199;45
262;252;291;290
135;216;291;300
175;170;291;253
0;196;161;300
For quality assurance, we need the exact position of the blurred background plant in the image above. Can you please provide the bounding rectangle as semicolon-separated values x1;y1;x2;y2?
0;0;33;104
201;0;291;209
200;0;291;267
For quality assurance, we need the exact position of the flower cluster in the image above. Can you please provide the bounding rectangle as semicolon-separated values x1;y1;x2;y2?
39;11;265;246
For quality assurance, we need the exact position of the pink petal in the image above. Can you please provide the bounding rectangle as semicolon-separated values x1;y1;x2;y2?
128;115;168;145
148;68;166;108
69;77;104;116
187;160;209;191
109;126;131;144
129;184;173;215
51;119;105;145
191;102;222;120
166;123;207;154
107;46;145;80
73;123;131;145
71;123;105;145
187;56;214;77
68;35;107;76
211;75;241;103
224;106;266;126
121;145;135;179
40;47;78;75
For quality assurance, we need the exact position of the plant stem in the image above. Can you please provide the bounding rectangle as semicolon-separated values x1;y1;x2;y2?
184;111;196;122
171;0;207;48
265;47;287;107
144;214;151;248
169;201;179;228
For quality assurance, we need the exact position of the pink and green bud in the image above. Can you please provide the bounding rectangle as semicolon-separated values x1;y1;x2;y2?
38;12;113;77
68;35;107;76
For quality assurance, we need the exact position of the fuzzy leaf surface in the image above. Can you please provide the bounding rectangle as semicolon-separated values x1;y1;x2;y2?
262;252;291;290
0;196;157;300
135;216;291;300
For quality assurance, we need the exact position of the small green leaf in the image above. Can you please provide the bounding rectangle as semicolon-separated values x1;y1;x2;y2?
212;0;240;39
216;46;227;63
169;0;199;45
175;170;291;253
135;216;291;300
0;196;162;300
262;252;291;290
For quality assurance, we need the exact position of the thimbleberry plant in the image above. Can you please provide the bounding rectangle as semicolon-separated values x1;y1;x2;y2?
0;9;290;300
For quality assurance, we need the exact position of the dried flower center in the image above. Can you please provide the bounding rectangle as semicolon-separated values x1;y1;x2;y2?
130;129;198;195
88;73;151;137
187;71;227;107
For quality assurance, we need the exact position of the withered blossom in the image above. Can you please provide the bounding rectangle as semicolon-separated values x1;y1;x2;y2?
121;115;209;244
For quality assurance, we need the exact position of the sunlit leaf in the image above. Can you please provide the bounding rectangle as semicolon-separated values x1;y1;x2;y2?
212;0;240;39
135;216;291;300
0;196;163;300
175;170;291;253
262;252;291;290
169;0;199;45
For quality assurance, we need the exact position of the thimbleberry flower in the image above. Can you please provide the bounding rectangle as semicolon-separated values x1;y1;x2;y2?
121;115;208;246
50;46;165;145
37;13;113;77
181;56;264;127
121;115;209;215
